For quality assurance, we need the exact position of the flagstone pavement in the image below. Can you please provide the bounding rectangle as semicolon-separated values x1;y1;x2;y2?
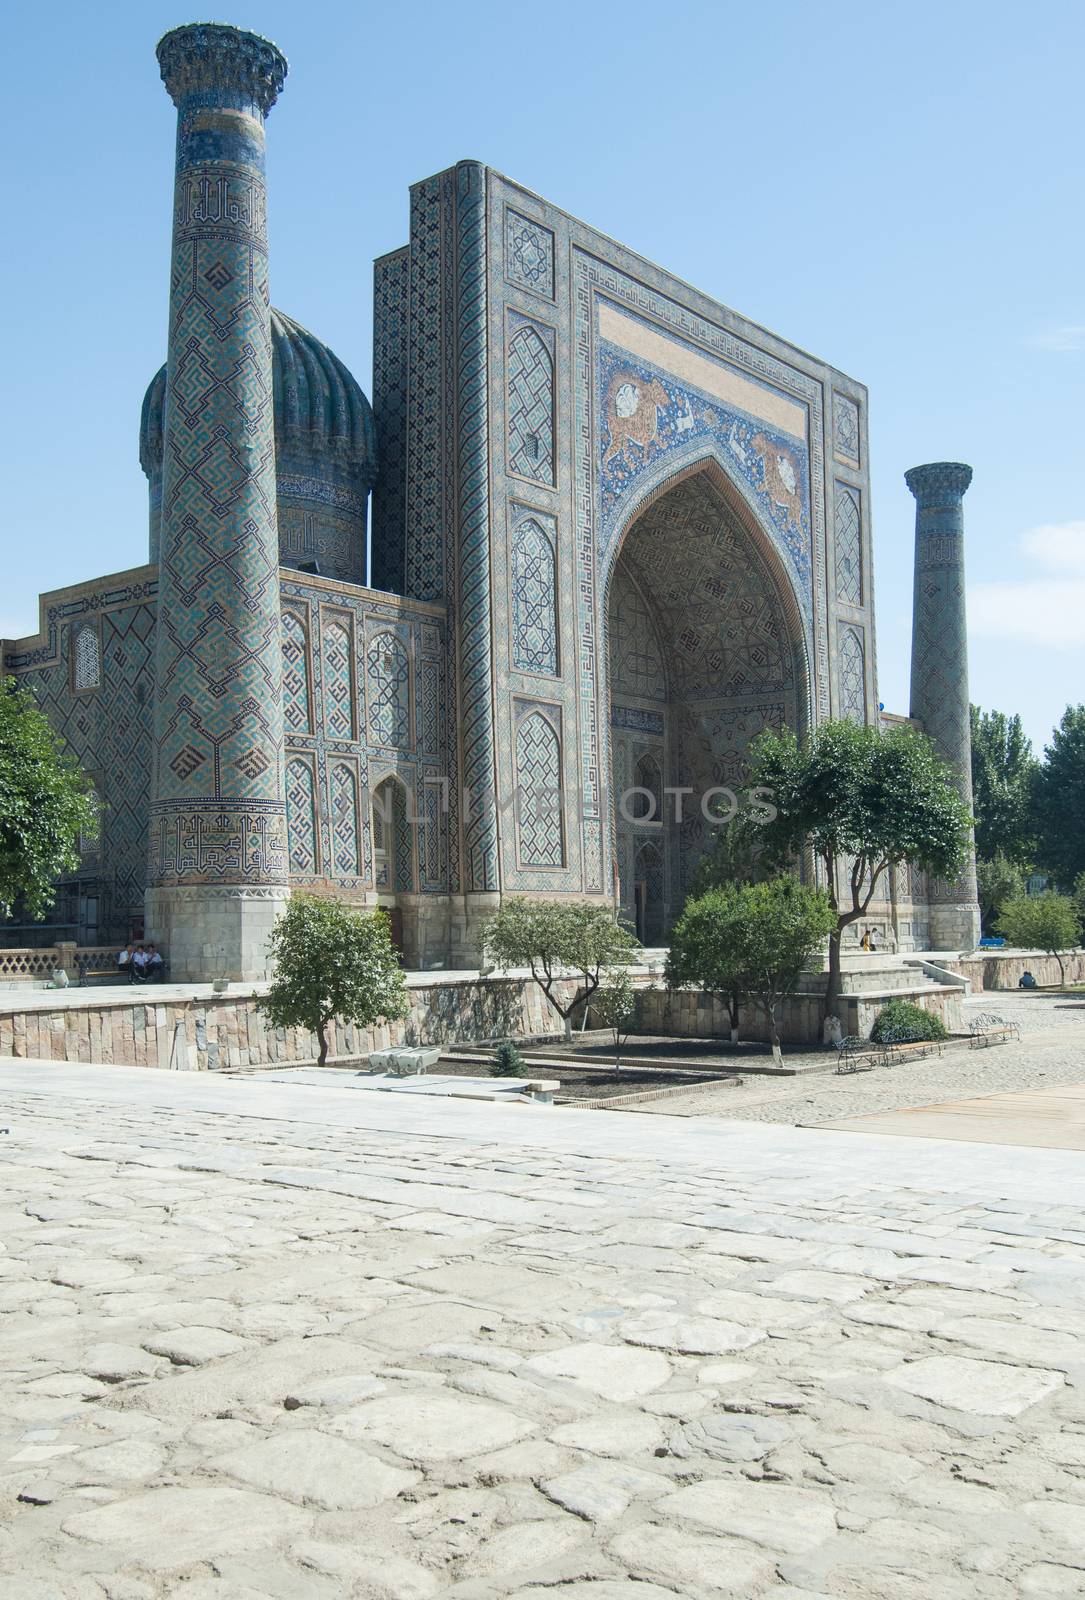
2;1060;1085;1599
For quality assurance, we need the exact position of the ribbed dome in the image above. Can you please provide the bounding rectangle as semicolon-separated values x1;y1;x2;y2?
139;308;377;483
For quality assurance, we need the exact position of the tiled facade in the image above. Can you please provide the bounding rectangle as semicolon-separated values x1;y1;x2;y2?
0;23;978;974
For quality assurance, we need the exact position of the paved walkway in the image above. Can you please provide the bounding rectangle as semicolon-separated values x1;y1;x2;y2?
2;1061;1085;1598
823;1081;1085;1150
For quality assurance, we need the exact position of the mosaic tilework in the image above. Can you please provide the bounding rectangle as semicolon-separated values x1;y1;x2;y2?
150;28;288;889
507;316;555;484
321;616;354;741
835;484;863;606
634;838;665;943
839;625;866;723
454;163;499;893
834;392;861;465
3;581;157;939
608;564;665;700
405;173;455;603
370;248;410;593
367;631;410;749
597;338;811;620
372;776;413;891
516;710;563;868
505;209;554;299
73;626;101;691
906;463;978;906
511;516;558;674
286;757;317;873
281;610;311;734
329;760;360;876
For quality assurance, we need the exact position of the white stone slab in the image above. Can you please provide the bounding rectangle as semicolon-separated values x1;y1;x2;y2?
884;1354;1063;1416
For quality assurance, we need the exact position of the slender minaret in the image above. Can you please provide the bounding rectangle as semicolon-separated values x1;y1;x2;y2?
145;24;290;980
905;461;981;950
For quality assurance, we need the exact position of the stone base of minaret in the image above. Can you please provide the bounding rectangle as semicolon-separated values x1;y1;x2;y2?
929;900;981;952
145;886;290;983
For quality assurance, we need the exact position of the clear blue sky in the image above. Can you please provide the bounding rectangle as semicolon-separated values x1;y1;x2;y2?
2;0;1082;755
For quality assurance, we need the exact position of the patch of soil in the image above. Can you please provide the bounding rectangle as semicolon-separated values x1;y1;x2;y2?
435;1058;735;1103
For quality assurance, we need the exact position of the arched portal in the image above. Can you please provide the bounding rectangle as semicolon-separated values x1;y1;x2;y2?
606;459;809;936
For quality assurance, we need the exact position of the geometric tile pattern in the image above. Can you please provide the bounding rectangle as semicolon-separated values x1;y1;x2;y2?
370;247;410;593
73;625;101;691
835;485;863;606
329;760;359;876
906;462;978;906
321;617;354;741
453;163;498;893
505;210;554;299
507;320;555;484
839;625;866;723
150;30;288;888
608;565;665;700
516;710;563;868
834;392;860;464
281;610;311;733
367;631;410;748
286;756;317;874
634;837;665;944
511;517;557;674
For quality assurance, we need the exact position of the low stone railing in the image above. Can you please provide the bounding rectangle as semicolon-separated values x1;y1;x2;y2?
0;947;63;982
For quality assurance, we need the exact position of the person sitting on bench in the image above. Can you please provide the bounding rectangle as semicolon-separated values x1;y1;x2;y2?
117;944;133;979
1018;969;1037;989
131;946;150;982
145;945;164;982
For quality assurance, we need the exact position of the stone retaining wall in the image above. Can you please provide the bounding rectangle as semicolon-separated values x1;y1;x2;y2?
637;982;963;1044
950;949;1085;992
0;975;582;1071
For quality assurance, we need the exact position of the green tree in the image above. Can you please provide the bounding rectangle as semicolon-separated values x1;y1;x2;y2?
1033;705;1085;888
748;720;973;1021
0;676;98;922
667;883;750;1044
692;809;768;895
260;895;409;1067
482;899;639;1042
969;705;1038;864
976;853;1026;935
593;967;636;1063
997;890;1080;986
1073;872;1085;941
668;877;835;1065
491;1041;526;1078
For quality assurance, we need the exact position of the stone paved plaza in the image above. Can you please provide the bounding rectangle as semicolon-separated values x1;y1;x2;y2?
2;1060;1085;1599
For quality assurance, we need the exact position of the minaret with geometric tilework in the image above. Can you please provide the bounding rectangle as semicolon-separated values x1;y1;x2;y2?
145;23;290;980
906;461;981;950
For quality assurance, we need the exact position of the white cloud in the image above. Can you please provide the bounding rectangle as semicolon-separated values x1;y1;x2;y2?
970;520;1085;648
1027;326;1085;353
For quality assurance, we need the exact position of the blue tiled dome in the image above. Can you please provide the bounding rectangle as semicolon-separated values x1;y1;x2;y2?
139;309;377;485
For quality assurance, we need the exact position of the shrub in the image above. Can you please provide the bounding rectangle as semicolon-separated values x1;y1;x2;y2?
491;1041;525;1077
870;998;947;1045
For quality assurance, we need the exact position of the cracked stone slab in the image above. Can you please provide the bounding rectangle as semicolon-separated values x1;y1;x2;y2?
668;1411;793;1462
213;1428;417;1509
324;1392;536;1461
142;1327;251;1366
522;1342;672;1401
541;1460;669;1521
617;1312;766;1355
61;1485;310;1569
659;1479;839;1555
883;1355;1064;1417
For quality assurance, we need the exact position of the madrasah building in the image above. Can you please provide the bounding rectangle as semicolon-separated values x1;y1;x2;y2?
0;22;980;979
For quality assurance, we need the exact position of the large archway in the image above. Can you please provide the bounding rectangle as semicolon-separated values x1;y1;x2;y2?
606;460;809;941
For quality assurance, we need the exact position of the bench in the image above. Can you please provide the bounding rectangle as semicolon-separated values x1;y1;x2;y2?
968;1011;1020;1048
78;958;169;987
880;1034;945;1065
834;1035;880;1074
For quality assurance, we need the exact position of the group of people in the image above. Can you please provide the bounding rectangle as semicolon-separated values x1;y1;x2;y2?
117;944;164;983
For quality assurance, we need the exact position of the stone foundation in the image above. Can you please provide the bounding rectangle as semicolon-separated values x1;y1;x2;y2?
0;973;584;1072
637;982;963;1044
949;948;1085;992
144;886;289;984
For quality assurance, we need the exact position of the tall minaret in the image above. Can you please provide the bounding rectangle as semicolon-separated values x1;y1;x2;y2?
905;461;981;950
145;24;290;980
